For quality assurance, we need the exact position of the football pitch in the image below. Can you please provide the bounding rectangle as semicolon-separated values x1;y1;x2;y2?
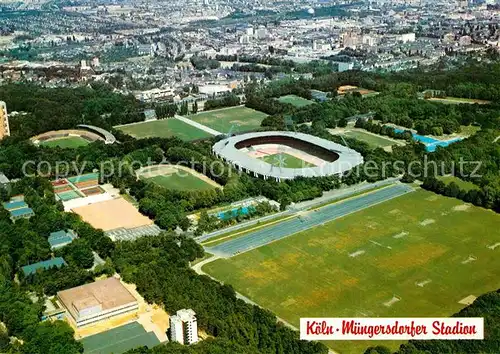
343;130;398;148
41;136;89;148
277;94;315;107
261;153;315;168
115;118;212;141
189;106;267;133
146;172;215;191
203;189;500;353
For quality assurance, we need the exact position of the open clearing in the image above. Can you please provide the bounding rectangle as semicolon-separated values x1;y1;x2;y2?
260;153;315;168
115;118;212;141
343;130;398;148
189;106;267;133
427;97;491;105
40;136;90;148
277;94;315;107
204;189;500;353
438;175;480;192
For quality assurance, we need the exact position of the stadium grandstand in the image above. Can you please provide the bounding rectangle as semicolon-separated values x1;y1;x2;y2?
213;131;363;181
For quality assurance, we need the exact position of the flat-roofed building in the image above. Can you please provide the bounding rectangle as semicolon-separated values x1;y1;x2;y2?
57;277;139;327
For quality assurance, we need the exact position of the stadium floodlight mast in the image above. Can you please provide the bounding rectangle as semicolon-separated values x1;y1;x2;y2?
284;115;296;133
225;123;239;137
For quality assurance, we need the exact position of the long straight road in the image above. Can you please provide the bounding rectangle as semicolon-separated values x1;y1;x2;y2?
205;183;414;258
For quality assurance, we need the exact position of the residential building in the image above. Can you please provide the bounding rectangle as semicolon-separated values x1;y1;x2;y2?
169;309;198;345
57;277;139;327
0;101;10;139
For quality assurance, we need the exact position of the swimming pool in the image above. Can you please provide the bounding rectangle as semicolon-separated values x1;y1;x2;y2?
216;206;255;220
394;128;463;152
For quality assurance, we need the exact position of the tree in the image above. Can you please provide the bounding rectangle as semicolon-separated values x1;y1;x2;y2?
338;117;348;128
192;101;198;114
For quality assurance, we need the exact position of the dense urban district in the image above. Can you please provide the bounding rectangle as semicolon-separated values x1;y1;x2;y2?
0;1;500;354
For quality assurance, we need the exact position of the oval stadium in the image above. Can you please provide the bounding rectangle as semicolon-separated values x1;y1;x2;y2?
212;131;363;181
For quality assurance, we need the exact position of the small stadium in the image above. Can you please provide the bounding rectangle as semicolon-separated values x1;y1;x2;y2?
31;125;116;148
212;131;363;181
135;164;221;191
31;129;101;148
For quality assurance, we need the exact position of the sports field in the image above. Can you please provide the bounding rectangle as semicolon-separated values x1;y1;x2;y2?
190;106;267;133
115;118;212;141
80;321;159;354
147;173;214;191
343;130;398;148
41;136;89;148
277;94;315;107
261;153;315;168
427;97;491;105
204;189;500;353
137;164;220;191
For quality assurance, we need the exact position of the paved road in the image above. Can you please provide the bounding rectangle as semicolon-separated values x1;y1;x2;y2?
174;115;221;135
205;184;414;258
197;178;401;243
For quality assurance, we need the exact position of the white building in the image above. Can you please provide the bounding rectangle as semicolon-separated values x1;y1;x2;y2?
398;33;416;43
169;309;198;345
57;277;139;327
0;101;10;139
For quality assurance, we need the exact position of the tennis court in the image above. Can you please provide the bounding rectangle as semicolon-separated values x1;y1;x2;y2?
57;190;82;201
80;322;160;354
68;173;99;184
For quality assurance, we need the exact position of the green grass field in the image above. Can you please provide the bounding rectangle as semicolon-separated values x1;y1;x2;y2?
190;106;267;133
427;97;491;105
343;130;398;148
277;94;315;107
144;172;215;191
41;136;89;148
260;153;315;168
204;189;500;353
438;175;480;192
115;118;212;141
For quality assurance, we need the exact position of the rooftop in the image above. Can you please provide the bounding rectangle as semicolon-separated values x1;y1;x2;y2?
48;229;77;248
22;257;67;276
3;200;27;211
57;277;137;321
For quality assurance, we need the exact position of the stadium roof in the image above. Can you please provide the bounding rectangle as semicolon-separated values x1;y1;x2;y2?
212;131;363;180
22;257;66;276
77;124;116;144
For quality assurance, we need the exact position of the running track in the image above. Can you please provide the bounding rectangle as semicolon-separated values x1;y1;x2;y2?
205;184;414;258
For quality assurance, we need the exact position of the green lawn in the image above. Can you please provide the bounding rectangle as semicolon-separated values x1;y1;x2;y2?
260;153;315;168
204;189;500;354
427;97;491;105
115;118;212;141
277;94;315;107
189;106;267;133
438;175;480;192
41;136;89;148
343;130;398;148
144;172;214;191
